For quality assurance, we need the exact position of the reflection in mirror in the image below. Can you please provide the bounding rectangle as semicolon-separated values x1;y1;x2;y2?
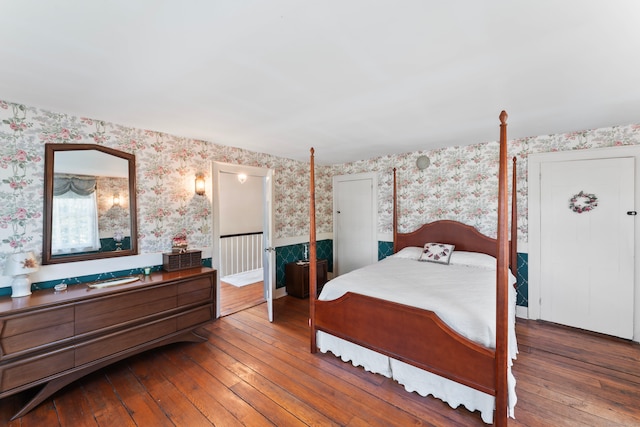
43;144;138;264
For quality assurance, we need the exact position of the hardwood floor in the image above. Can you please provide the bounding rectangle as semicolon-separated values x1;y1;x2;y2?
1;296;638;426
220;280;265;317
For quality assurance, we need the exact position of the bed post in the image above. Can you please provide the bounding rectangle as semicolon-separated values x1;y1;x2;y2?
495;111;509;427
511;157;518;279
309;148;318;353
393;168;398;253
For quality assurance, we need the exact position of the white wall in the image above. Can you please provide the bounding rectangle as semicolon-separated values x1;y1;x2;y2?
219;172;263;235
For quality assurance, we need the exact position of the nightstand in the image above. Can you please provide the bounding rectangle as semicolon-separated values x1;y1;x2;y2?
285;259;328;298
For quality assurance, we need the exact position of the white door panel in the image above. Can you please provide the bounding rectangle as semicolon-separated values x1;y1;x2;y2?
540;157;634;339
334;173;377;276
262;171;274;322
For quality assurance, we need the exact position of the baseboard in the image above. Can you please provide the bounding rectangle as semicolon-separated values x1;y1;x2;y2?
516;305;528;319
274;286;288;299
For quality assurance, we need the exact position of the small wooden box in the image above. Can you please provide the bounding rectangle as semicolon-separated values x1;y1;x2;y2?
162;250;202;272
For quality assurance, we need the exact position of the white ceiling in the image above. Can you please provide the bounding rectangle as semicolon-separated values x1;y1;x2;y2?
1;1;639;164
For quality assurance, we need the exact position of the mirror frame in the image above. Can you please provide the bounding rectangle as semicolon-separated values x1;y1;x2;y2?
42;143;138;264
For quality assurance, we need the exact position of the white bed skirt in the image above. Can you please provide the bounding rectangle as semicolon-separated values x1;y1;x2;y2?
317;331;516;424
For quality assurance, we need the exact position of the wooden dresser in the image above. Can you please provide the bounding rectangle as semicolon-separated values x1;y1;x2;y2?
0;267;216;420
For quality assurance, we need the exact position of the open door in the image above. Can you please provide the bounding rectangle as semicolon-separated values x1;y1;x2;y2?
262;170;274;322
212;162;274;322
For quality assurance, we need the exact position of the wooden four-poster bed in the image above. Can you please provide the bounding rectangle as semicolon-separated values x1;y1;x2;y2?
307;111;517;426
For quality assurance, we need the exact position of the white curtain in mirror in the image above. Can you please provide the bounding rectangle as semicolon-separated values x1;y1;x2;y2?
52;191;101;254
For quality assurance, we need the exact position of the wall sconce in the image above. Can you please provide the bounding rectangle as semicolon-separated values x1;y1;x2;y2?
3;252;39;298
112;194;121;207
195;173;206;196
416;155;431;171
237;173;247;184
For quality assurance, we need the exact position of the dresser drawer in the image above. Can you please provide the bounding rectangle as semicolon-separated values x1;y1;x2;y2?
177;305;214;330
75;284;177;335
0;307;74;359
0;348;74;392
75;318;176;366
178;276;214;306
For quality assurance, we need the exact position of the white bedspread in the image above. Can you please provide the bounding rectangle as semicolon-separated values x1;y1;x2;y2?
317;257;518;424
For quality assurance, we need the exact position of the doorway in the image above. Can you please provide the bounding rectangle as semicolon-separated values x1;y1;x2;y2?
218;172;265;316
212;162;275;321
529;147;640;341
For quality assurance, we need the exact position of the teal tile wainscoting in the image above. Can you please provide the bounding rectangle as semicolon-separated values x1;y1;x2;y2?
516;253;528;307
378;241;394;260
276;240;333;288
99;236;132;252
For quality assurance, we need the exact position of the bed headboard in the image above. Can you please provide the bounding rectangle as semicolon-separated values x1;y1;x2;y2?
392;157;518;277
395;220;500;257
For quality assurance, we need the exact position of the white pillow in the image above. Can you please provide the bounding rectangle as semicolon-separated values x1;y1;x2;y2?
449;251;497;269
390;246;423;260
419;243;455;264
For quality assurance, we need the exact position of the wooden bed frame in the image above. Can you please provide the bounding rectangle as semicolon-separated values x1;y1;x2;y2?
308;111;517;426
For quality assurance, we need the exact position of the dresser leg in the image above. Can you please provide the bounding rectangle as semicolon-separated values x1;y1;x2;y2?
10;328;210;420
11;377;72;420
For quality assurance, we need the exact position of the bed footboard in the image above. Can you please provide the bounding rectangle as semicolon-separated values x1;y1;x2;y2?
315;292;497;396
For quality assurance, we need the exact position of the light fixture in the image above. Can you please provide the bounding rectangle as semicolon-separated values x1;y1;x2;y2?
113;231;124;251
3;252;39;298
112;194;120;207
237;173;247;184
416;155;431;171
195;173;206;196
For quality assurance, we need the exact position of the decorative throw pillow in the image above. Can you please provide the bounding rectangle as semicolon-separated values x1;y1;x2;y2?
419;243;455;264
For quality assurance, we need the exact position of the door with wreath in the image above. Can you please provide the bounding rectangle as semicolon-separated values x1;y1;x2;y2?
540;157;634;339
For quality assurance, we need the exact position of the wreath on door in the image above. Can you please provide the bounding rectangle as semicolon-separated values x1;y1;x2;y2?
569;191;598;213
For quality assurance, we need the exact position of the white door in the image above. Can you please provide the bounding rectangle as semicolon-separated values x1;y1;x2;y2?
213;162;274;322
261;170;274;322
333;173;377;276
540;158;634;339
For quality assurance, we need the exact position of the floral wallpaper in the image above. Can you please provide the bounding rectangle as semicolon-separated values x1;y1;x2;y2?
334;123;640;243
2;96;640;280
0;99;332;267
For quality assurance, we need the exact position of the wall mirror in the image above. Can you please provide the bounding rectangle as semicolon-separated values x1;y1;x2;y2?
43;143;138;264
